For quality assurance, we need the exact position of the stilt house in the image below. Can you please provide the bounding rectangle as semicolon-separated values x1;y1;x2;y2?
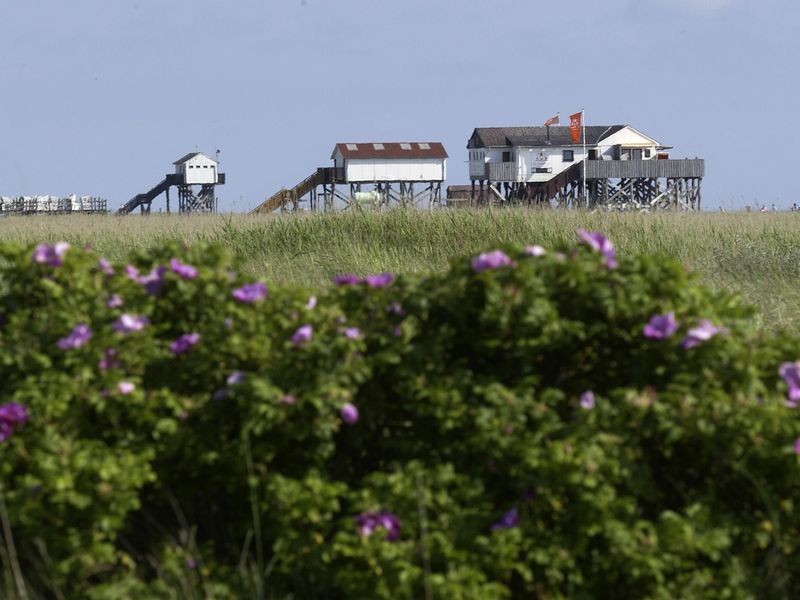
467;124;704;210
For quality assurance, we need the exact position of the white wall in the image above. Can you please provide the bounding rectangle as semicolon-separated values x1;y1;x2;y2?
595;127;659;160
345;158;445;182
178;154;218;185
515;146;587;182
470;126;661;182
468;149;487;178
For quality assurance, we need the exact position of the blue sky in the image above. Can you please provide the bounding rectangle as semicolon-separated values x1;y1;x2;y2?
1;0;797;211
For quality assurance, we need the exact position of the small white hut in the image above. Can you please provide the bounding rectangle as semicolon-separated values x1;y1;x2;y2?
173;152;219;185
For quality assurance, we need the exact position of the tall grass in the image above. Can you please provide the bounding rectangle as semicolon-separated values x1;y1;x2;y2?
1;209;798;328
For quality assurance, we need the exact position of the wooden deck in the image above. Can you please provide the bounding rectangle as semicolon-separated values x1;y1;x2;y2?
480;159;705;183
583;159;704;179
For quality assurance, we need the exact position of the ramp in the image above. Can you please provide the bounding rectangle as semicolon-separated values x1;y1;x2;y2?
117;177;171;215
252;168;329;214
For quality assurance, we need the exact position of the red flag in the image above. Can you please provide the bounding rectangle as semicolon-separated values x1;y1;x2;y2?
543;114;559;127
569;111;582;144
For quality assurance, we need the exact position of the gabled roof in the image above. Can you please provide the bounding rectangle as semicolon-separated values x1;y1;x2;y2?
173;152;218;165
332;142;448;160
468;125;645;148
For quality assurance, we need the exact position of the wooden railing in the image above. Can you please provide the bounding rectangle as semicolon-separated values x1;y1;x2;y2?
488;162;517;181
583;159;705;179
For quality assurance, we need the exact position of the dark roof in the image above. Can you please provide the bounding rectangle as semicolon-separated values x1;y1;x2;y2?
332;142;448;160
469;125;630;148
173;152;217;165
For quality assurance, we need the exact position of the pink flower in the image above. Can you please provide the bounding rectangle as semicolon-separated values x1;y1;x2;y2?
226;371;245;386
681;320;723;349
117;381;135;395
577;229;618;269
232;282;268;304
306;295;317;310
0;402;29;442
364;272;395;288
471;250;515;273
281;394;297;405
794;437;800;455
170;333;201;355
343;327;362;340
579;390;596;410
125;265;165;294
113;314;149;334
124;265;140;280
32;242;69;267
340;402;359;424
524;245;546;257
386;302;404;316
98;257;114;275
643;312;679;340
779;361;800;408
170;258;198;280
291;324;313;346
356;510;400;541
333;274;362;286
139;266;167;295
491;507;519;531
99;348;120;370
57;323;92;350
106;294;123;309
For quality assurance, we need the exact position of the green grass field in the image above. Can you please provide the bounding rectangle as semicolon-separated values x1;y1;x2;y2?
1;209;798;330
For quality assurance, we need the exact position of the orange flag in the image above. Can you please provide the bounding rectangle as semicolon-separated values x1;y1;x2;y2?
569;111;582;144
543;114;559;127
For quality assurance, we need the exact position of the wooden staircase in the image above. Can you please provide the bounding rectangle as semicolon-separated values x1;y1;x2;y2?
252;168;329;214
541;162;583;202
118;177;171;215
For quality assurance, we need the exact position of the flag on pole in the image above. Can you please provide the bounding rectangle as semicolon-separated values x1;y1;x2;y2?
543;114;559;127
569;111;582;144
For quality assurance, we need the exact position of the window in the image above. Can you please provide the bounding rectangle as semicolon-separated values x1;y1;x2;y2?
400;143;412;150
373;143;385;150
562;150;574;162
644;148;652;158
346;144;358;151
502;151;512;162
418;143;430;150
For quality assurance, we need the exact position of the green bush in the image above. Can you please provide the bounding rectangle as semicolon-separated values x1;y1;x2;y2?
1;233;799;599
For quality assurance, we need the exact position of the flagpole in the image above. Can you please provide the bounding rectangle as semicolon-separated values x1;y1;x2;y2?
581;108;587;208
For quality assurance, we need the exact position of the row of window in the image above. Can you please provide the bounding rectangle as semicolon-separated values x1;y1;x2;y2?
187;165;213;169
471;148;652;163
346;143;432;151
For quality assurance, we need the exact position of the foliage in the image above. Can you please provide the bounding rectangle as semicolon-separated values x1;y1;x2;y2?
3;210;800;331
1;234;799;599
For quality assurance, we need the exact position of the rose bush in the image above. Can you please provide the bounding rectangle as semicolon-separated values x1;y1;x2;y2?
1;234;799;599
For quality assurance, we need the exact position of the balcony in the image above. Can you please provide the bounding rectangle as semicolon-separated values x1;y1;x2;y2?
583;159;704;179
487;162;517;181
